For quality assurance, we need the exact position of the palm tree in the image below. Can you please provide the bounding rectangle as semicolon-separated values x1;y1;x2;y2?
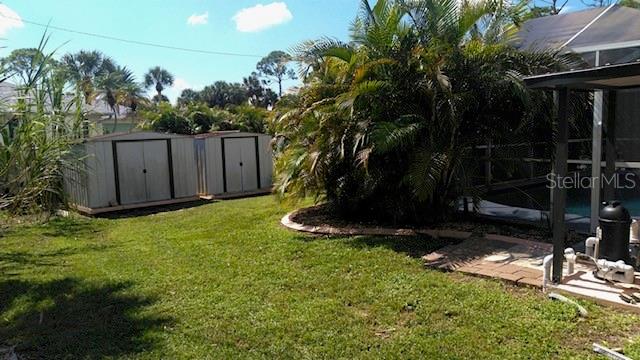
144;66;174;103
118;82;148;113
61;50;115;105
96;65;142;133
117;76;148;131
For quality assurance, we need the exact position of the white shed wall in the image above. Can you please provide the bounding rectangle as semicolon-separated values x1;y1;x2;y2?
85;141;117;208
63;145;89;207
204;137;225;195
258;135;273;189
171;138;198;198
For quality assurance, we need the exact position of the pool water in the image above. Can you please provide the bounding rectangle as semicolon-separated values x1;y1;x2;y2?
485;186;640;218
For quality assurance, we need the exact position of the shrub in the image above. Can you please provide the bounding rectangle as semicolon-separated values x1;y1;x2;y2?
228;105;269;134
145;103;192;135
142;102;271;135
271;0;580;224
0;33;80;215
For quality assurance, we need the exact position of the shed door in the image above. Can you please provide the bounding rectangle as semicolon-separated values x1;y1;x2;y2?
224;139;244;193
143;140;172;202
224;138;259;193
239;139;258;191
117;142;147;205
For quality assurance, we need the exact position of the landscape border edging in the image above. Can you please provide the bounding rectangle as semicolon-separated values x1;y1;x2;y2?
281;209;473;239
281;208;549;248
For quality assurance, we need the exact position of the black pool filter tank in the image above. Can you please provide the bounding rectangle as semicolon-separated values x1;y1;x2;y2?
599;201;632;262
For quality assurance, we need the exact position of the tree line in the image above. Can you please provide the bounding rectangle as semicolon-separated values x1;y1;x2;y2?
154;51;297;135
1;48;297;135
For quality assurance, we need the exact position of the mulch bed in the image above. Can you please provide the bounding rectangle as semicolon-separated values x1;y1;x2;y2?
291;204;555;243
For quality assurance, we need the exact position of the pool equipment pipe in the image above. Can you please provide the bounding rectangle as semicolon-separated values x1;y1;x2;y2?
565;248;577;274
594;259;635;284
631;220;639;242
542;248;580;290
593;343;633;360
548;292;588;317
542;254;554;290
542;214;640;291
588;223;640;272
571;247;634;284
543;247;636;290
585;237;599;259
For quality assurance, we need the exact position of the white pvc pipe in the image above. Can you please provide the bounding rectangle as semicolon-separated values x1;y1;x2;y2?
542;254;554;291
585;237;599;259
565;248;576;275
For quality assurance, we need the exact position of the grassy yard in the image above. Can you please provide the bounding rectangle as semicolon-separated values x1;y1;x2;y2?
1;196;640;359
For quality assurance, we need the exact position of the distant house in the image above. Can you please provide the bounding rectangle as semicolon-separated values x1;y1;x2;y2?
0;81;140;136
516;5;640;67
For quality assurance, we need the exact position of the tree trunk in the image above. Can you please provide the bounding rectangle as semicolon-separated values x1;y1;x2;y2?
156;82;163;102
111;106;119;133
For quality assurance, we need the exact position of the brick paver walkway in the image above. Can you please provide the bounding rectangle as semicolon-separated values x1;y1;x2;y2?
423;235;552;288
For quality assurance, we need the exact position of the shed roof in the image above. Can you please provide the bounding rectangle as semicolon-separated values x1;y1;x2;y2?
516;6;640;51
195;131;271;139
523;61;640;89
85;131;192;142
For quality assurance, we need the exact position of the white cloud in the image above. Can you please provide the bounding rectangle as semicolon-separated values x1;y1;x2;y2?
0;5;23;36
232;2;292;33
173;78;192;92
165;78;201;104
187;11;209;26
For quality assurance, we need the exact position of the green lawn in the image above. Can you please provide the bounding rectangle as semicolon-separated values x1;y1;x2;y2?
1;196;640;359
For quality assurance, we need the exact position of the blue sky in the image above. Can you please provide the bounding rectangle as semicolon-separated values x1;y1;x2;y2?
0;0;360;101
0;0;588;102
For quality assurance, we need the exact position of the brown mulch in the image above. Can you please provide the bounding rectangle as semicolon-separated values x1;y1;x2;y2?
291;204;554;243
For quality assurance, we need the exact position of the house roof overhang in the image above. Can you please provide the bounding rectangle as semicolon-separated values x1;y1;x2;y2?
524;61;640;90
515;5;640;53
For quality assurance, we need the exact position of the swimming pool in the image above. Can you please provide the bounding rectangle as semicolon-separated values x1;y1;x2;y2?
485;185;640;218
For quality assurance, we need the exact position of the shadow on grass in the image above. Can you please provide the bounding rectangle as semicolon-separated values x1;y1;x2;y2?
345;235;458;258
0;277;172;359
0;216;107;239
0;244;112;277
296;234;457;259
40;217;106;238
96;200;213;219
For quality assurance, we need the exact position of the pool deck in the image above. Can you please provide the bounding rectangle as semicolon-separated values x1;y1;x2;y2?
423;234;640;312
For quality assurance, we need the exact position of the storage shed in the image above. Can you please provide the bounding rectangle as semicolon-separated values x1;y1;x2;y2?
195;132;273;196
64;132;199;214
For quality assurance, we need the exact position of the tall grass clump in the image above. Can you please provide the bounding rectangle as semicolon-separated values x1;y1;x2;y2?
0;32;79;215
